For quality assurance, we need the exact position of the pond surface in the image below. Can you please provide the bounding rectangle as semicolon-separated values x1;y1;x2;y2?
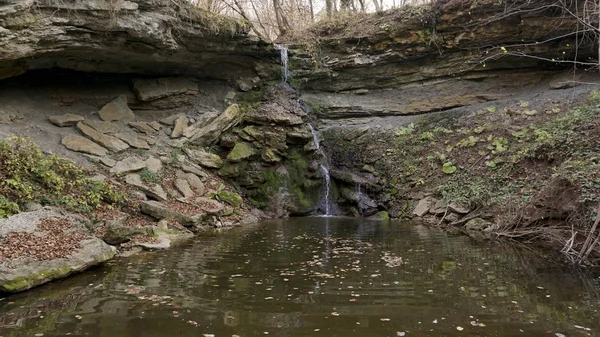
1;217;600;337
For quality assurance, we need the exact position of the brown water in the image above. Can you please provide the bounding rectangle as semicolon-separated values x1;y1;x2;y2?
1;217;600;337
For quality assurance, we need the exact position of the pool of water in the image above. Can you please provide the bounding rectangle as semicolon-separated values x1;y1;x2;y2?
1;217;600;336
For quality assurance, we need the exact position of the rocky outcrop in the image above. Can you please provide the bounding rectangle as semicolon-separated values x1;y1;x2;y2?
289;0;593;121
0;208;115;293
0;0;277;82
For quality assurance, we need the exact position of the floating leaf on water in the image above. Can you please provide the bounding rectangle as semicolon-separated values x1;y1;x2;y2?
456;326;464;331
397;332;406;337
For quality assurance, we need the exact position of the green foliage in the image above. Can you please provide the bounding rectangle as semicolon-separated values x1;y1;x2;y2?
457;135;479;147
0;137;124;214
491;137;508;152
140;169;159;184
442;162;457;174
395;123;415;136
0;194;19;218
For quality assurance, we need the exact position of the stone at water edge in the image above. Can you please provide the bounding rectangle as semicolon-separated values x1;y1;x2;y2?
61;135;108;157
368;211;389;220
48;113;84;127
448;202;470;215
98;95;136;123
216;190;243;208
412;196;437;217
0;208;115;293
465;218;493;232
429;199;448;215
76;122;129;152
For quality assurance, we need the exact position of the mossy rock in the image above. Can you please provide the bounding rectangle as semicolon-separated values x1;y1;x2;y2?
368;211;389;220
227;142;256;162
262;148;281;163
216;190;243;208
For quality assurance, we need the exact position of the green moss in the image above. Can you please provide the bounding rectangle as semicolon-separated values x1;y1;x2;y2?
227;142;256;162
1;266;72;293
216;190;243;208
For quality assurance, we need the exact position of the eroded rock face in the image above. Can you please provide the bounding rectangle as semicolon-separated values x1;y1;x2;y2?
0;208;115;293
0;0;276;81
290;0;592;121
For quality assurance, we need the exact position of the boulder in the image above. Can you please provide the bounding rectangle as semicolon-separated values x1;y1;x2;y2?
330;169;380;190
144;156;163;174
133;77;198;101
185;173;205;195
61;135;108;157
49;113;84;127
76;122;129;152
0;208;115;293
110;157;146;175
216;190;243;208
448;202;470;215
171;115;188;138
412;197;437;217
367;211;389;220
227;142;256;162
98;96;136;123
465;218;493;232
139;200;202;226
174;178;194;199
189;104;242;146
184;148;223;169
245;102;304;126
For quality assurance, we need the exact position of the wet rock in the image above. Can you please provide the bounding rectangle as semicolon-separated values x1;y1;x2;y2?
128;122;156;134
367;211;389;220
448;202;470;215
133;77;198;101
174;178;194;199
76;122;129;152
184;148;223;169
189;104;241;146
429;199;448;215
0;208;115;293
98;95;136;123
110;157;146;175
171;115;188;138
330;169;380;190
103;225;150;245
413;197;437;217
61;135;108;157
465;218;493;231
227;142;256;162
115;132;150;149
49;113;84;127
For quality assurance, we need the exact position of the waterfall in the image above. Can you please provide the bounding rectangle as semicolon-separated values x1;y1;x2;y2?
308;123;337;216
319;165;332;215
274;44;290;83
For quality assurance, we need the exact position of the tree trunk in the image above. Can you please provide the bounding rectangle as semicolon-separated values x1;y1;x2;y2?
372;0;382;12
309;0;314;21
326;0;334;18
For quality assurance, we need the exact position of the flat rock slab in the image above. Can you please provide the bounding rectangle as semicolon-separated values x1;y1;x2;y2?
0;208;115;293
77;122;129;152
49;113;84;127
83;120;128;134
115;132;150;149
98;95;136;123
61;135;108;157
124;173;167;201
245;102;304;126
110;157;146;175
174;178;194;198
413;196;437;217
129;122;156;134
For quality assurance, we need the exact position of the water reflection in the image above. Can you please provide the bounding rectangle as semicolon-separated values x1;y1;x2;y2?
1;217;599;337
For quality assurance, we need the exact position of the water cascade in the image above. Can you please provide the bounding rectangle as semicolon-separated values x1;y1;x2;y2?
275;44;336;216
274;44;290;83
